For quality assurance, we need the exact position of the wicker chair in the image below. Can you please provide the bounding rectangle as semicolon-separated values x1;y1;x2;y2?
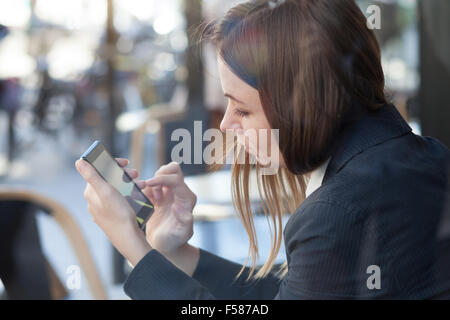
0;188;107;299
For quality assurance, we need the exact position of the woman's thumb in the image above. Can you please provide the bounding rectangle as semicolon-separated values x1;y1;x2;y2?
141;185;159;204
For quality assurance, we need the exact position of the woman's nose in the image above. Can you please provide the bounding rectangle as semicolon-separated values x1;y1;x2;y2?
220;111;241;133
219;117;228;133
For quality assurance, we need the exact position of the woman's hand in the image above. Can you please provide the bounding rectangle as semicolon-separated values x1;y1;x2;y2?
77;157;199;274
116;160;199;275
117;160;199;275
75;158;151;267
140;161;197;256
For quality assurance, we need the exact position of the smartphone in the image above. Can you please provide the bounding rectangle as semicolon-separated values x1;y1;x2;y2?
80;140;154;230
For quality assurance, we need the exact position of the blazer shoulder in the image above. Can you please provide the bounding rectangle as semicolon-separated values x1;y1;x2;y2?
284;197;364;246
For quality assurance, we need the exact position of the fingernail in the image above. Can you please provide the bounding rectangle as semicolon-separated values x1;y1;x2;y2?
136;181;145;189
77;160;86;169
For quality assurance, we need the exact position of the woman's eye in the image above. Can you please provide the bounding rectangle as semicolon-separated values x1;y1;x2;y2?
234;109;249;118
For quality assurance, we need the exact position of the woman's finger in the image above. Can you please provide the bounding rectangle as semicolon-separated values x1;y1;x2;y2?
141;185;157;203
76;160;113;198
84;183;102;208
155;162;182;177
152;185;162;201
145;174;180;188
115;158;129;167
135;179;146;189
124;167;139;180
114;158;139;179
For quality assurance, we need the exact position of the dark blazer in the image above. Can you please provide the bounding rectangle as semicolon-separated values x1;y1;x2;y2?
124;104;450;299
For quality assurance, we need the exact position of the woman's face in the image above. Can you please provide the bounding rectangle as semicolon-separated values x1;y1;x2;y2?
217;58;284;169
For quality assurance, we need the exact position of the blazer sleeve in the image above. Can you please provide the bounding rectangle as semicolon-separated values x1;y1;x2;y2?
124;200;382;300
123;247;281;300
191;248;281;299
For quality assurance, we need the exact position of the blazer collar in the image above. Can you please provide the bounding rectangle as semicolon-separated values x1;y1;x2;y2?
324;103;412;181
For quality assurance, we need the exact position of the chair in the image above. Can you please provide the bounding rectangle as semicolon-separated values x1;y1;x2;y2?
128;84;188;172
0;188;107;299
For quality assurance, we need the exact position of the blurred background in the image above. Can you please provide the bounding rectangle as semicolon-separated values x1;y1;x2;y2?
0;0;448;299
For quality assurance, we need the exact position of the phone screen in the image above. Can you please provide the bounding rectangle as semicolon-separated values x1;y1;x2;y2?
81;141;154;229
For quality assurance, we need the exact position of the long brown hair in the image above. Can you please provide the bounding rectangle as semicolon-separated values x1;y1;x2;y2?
199;0;386;280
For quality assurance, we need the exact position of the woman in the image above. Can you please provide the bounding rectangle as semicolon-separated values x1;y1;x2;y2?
76;0;450;299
